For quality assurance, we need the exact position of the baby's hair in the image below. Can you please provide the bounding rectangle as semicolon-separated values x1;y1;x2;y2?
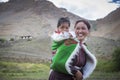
74;19;91;30
57;17;70;28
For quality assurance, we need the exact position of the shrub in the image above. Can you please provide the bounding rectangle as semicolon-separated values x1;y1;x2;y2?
0;38;6;43
95;59;114;72
10;38;14;41
112;47;120;71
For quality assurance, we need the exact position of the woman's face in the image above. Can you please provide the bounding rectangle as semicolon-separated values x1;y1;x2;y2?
58;22;69;32
74;22;89;42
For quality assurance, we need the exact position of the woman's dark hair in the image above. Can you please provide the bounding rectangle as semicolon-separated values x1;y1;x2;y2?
57;17;70;28
74;19;91;30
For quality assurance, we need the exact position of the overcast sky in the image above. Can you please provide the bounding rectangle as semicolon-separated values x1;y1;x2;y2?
0;0;9;2
0;0;120;20
48;0;120;20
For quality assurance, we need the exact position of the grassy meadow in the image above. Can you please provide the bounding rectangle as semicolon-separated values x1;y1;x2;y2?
0;59;120;80
0;61;50;80
0;38;120;80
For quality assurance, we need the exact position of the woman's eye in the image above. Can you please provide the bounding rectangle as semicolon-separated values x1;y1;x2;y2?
76;27;80;30
82;27;86;30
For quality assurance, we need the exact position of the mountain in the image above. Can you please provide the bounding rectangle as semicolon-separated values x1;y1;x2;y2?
91;7;120;40
0;0;120;62
0;0;84;61
0;0;82;39
1;0;119;40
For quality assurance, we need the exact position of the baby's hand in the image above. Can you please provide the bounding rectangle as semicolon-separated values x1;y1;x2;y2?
69;33;73;38
62;31;73;38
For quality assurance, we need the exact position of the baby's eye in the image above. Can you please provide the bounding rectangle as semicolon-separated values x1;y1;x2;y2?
60;26;64;29
66;27;69;29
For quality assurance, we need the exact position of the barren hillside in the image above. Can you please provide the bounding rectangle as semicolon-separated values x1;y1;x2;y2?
0;0;82;39
0;0;84;61
91;7;120;40
0;0;120;61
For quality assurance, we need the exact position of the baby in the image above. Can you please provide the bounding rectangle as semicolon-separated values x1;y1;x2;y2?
51;17;75;56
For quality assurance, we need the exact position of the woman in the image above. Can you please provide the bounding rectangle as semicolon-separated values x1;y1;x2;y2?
49;19;97;80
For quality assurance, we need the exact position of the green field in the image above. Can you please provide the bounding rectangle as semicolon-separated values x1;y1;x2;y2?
0;39;120;80
0;60;120;80
0;61;50;80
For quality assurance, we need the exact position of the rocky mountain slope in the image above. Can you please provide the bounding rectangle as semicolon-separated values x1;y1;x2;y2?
0;0;120;61
0;0;82;39
0;0;84;61
91;7;120;40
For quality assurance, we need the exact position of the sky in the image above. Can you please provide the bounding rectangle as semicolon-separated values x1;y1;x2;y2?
48;0;120;20
0;0;120;20
0;0;9;2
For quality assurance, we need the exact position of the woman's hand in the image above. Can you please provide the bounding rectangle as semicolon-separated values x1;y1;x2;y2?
75;70;83;80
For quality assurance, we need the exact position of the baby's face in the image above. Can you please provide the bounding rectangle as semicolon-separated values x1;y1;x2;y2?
58;22;70;32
